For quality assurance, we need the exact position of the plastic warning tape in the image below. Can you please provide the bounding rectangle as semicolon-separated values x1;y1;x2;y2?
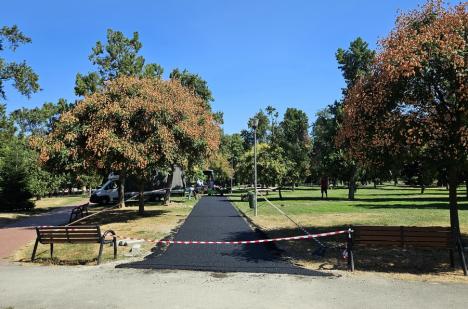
115;229;350;245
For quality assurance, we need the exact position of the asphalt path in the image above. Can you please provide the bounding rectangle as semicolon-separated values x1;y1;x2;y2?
0;206;77;263
119;196;325;276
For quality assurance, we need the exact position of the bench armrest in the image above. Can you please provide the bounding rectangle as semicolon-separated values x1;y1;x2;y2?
102;230;116;240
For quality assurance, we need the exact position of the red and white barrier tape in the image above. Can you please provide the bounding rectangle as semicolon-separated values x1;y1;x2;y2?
115;230;349;245
35;226;351;245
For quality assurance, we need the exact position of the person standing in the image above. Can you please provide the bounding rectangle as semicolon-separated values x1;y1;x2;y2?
320;176;329;199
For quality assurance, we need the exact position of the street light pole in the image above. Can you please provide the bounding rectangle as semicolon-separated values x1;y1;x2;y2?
252;118;259;216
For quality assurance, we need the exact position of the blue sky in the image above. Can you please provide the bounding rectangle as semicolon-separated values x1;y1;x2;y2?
0;0;455;133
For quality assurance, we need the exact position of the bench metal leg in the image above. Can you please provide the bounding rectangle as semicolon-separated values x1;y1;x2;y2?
97;242;104;265
457;241;467;276
31;238;39;261
50;243;54;259
347;230;354;271
113;237;117;259
449;249;455;268
347;249;354;272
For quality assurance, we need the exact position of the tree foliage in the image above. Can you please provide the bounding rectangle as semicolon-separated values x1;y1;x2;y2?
338;0;467;232
0;25;40;100
36;76;220;209
75;29;163;96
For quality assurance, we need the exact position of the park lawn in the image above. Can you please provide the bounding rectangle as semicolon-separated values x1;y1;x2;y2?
230;185;468;282
13;196;196;265
0;195;89;227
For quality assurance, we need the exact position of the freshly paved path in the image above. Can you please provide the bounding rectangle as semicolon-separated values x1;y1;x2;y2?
0;206;76;263
119;196;324;275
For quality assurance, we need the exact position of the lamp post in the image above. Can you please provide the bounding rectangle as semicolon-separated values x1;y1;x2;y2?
252;118;259;216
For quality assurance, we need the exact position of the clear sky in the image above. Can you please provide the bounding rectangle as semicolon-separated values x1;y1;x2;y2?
0;0;457;133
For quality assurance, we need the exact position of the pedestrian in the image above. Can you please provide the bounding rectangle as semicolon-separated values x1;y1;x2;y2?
320;176;329;199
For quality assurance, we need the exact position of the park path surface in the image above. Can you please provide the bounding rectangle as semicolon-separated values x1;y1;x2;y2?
119;196;324;275
0;205;77;263
0;264;467;309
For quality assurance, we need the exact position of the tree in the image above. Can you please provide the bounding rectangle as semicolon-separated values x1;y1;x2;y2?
11;99;70;136
336;37;376;91
335;37;376;200
311;102;351;186
338;0;467;236
169;69;213;106
207;153;234;187
240;110;270;150
219;133;245;186
36;76;220;212
0;25;40;100
0;138;34;210
75;29;163;96
278;108;311;187
238;143;290;199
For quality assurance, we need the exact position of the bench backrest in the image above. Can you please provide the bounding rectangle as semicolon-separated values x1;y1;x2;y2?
353;226;454;248
36;225;101;244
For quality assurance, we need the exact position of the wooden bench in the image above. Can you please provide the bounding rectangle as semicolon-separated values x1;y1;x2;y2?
346;226;467;275
32;225;117;265
68;203;90;223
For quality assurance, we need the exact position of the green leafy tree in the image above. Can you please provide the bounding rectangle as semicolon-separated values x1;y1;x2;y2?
11;99;70;136
169;68;213;105
37;77;220;212
238;143;290;199
0;138;34;210
240;110;270;149
336;37;376;91
335;37;375;200
0;25;40;100
220;133;245;186
310;102;351;186
278;108;311;188
75;29;163;96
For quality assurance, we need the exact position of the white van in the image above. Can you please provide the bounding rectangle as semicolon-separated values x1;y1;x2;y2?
89;169;186;204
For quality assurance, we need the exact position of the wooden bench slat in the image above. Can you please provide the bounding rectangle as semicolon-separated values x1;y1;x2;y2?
38;226;98;230
356;226;449;231
39;239;101;244
39;233;100;238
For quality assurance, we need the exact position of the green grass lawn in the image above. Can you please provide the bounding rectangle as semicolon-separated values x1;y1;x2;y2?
230;185;468;281
231;185;468;231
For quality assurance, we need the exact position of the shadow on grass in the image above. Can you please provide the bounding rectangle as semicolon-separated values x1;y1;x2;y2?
74;209;170;226
354;202;468;210
257;225;467;276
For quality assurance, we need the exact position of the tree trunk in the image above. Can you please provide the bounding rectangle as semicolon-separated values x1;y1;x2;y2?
373;180;377;189
348;169;356;201
163;166;175;205
138;180;145;215
420;184;425;194
448;165;461;237
118;172;126;208
278;187;283;200
36;196;42;201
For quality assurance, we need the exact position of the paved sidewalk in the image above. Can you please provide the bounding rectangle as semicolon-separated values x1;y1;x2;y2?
1;265;467;309
0;206;76;263
119;196;323;275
